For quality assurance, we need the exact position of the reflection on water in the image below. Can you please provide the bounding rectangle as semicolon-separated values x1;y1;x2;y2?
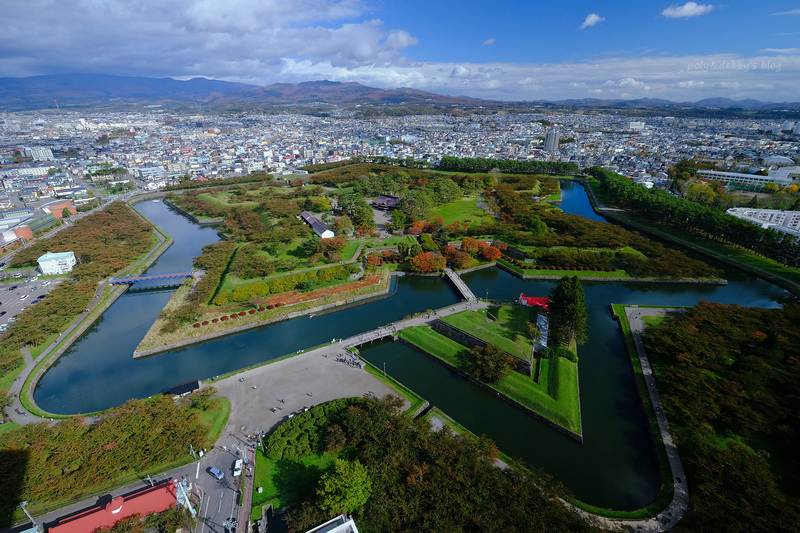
33;192;793;510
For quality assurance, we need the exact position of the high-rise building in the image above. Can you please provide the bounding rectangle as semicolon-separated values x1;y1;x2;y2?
544;130;560;152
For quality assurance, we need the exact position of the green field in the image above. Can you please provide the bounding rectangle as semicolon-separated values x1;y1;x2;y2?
430;197;494;226
399;325;581;434
498;257;631;278
251;453;336;519
439;306;538;359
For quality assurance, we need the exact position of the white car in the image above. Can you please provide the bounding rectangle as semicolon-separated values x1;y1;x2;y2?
19;294;28;300
42;280;51;286
233;459;243;477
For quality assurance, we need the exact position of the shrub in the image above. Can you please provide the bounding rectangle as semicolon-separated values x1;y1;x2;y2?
220;315;228;321
230;314;237;319
193;323;201;328
239;311;247;316
249;309;256;314
202;321;209;325
268;304;275;310
212;318;219;323
258;307;265;312
276;302;282;307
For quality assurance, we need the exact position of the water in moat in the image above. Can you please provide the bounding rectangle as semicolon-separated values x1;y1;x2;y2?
33;184;791;510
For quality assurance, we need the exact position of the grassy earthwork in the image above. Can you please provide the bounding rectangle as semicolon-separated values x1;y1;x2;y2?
398;323;581;435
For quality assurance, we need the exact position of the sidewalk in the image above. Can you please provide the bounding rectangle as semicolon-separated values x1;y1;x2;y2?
5;223;167;426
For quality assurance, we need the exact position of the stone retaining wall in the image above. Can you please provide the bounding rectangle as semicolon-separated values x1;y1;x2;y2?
455;262;497;275
496;262;728;285
133;279;392;358
397;337;582;443
431;319;532;375
162;199;224;226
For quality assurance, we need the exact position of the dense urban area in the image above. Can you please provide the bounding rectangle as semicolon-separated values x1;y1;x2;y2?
0;108;799;533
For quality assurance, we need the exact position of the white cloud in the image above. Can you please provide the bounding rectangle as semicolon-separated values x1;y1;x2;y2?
662;2;714;19
0;0;415;76
0;1;797;103
449;65;471;79
580;13;606;29
760;48;800;54
266;53;800;103
482;38;495;46
772;9;800;15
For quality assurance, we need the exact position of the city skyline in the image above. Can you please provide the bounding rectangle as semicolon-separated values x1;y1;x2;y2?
1;1;799;102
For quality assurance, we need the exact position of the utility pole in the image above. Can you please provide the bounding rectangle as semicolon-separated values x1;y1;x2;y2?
175;479;196;518
19;501;42;533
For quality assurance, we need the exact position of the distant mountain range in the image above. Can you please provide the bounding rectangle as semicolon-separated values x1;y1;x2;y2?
0;73;798;115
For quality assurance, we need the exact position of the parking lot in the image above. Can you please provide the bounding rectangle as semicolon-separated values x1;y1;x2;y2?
0;273;62;330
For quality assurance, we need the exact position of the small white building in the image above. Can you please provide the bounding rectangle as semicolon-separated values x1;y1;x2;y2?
37;251;76;275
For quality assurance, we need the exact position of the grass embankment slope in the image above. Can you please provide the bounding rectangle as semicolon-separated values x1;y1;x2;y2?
584;176;800;291
136;270;390;354
439;306;537;359
399;309;581;436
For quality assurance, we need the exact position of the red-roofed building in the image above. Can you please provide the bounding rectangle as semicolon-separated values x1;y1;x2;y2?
518;294;549;311
49;481;179;533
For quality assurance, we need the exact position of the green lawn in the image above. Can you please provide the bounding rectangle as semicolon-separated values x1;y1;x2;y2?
251;452;336;519
498;257;631;278
0;363;24;389
0;420;21;436
199;398;231;441
439;306;538;360
363;360;426;414
399;326;581;434
431;197;494;227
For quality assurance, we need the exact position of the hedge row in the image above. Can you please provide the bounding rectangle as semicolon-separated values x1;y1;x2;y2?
501;256;616;272
264;398;360;461
192;305;282;327
213;264;360;306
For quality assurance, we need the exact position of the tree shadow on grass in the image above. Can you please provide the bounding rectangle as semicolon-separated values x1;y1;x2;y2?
271;459;325;498
0;449;29;528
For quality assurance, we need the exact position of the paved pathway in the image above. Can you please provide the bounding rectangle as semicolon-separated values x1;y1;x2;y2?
608;307;688;531
4;223;167;426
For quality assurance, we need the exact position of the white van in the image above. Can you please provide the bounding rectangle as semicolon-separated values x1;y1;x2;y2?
233;459;243;477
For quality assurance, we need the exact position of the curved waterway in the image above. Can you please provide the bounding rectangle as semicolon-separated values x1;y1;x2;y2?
34;187;791;510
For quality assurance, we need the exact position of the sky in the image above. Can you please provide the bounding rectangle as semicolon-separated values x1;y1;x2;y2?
2;0;800;102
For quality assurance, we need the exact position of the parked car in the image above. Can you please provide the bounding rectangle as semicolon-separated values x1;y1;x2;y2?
13;273;21;278
207;466;224;480
8;286;17;291
19;294;28;300
29;286;37;292
0;311;6;317
31;299;41;304
30;276;38;281
42;280;51;286
37;295;46;300
233;459;243;477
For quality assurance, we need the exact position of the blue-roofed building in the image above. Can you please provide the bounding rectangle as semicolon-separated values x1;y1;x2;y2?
37;251;76;275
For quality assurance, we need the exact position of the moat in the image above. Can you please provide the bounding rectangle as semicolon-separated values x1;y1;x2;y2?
34;182;791;510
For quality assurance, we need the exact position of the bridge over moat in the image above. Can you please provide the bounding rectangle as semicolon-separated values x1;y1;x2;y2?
109;270;194;285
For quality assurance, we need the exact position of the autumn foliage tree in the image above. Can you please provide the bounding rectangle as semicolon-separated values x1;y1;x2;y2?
480;245;502;261
468;344;516;383
408;252;446;273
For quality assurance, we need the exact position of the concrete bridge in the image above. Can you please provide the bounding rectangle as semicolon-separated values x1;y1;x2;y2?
444;268;477;301
341;299;489;351
109;270;194;285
